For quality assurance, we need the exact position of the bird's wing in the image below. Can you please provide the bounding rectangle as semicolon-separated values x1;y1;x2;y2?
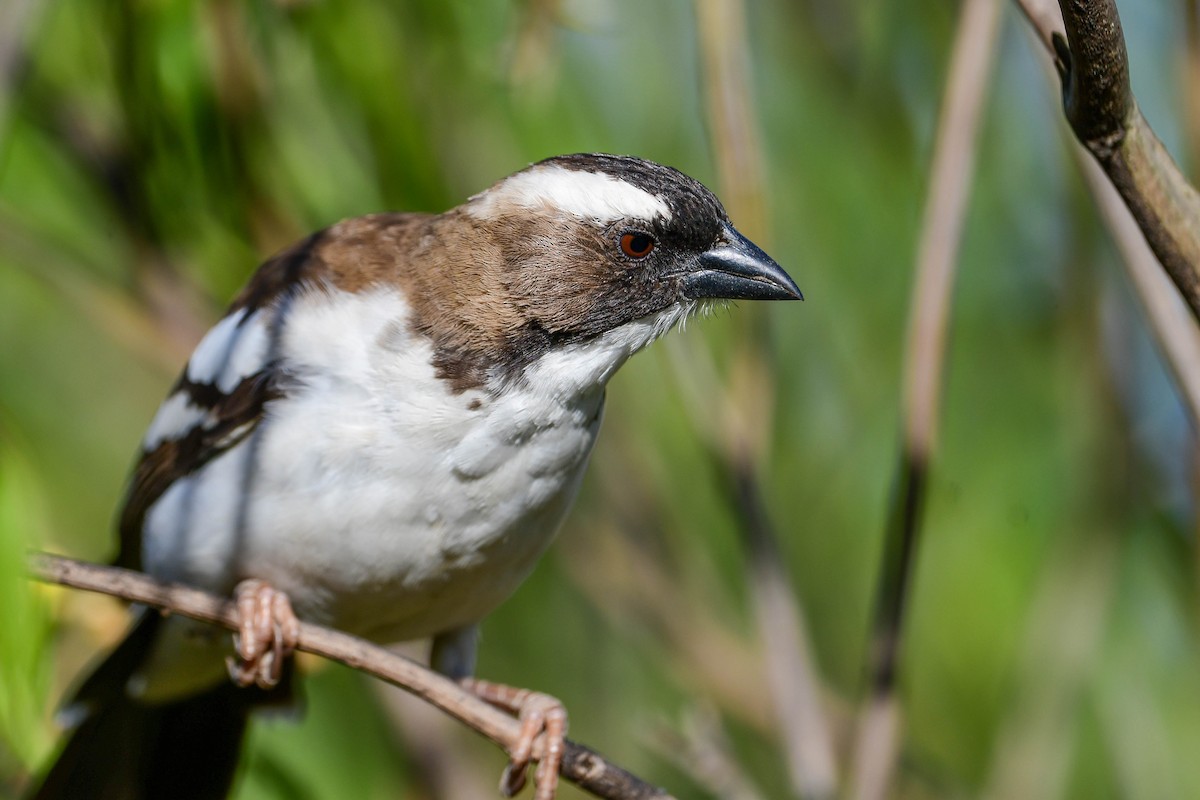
115;366;284;571
114;232;332;571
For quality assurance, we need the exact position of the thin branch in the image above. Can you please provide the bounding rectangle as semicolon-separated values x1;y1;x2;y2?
663;332;840;799
1080;153;1200;432
689;0;841;795
1012;0;1062;54
724;458;839;800
372;680;499;800
29;553;673;800
1054;0;1131;152
694;0;768;242
1050;0;1200;319
902;0;1004;464
1014;0;1200;432
855;0;1004;797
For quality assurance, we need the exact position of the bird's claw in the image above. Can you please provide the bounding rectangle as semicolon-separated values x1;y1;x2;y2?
226;579;299;689
463;678;568;800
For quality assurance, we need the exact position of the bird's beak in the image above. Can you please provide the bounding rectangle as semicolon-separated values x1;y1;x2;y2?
682;224;803;301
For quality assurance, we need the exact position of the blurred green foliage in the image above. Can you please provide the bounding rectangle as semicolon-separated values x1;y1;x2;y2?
2;0;1199;798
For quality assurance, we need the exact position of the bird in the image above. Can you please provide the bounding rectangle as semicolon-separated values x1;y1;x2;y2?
30;153;801;800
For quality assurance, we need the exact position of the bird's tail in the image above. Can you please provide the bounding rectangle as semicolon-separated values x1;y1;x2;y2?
29;612;289;800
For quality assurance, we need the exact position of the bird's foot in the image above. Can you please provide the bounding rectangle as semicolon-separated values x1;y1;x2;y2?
462;678;567;800
226;579;300;689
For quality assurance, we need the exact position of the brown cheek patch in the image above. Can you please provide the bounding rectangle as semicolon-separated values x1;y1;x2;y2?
502;215;677;341
500;220;604;327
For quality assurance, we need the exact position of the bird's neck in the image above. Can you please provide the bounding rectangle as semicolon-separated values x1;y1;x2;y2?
518;304;690;401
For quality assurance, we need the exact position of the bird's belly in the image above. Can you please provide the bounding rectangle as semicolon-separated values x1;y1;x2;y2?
261;439;594;642
142;376;603;645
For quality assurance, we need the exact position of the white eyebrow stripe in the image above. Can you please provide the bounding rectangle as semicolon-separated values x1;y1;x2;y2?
469;165;672;223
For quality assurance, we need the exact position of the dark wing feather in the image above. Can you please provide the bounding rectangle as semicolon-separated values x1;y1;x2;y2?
115;369;284;571
113;228;333;571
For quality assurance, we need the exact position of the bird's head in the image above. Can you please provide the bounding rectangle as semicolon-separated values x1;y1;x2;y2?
464;154;801;351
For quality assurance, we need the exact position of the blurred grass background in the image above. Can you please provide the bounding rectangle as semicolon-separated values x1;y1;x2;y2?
2;0;1199;797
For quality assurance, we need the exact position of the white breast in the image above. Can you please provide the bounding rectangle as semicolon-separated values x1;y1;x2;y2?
142;285;610;644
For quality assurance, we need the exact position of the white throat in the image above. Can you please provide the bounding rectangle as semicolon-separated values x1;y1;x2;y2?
522;302;695;401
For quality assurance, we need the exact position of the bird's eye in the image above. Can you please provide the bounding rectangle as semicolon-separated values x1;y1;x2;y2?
619;232;655;259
